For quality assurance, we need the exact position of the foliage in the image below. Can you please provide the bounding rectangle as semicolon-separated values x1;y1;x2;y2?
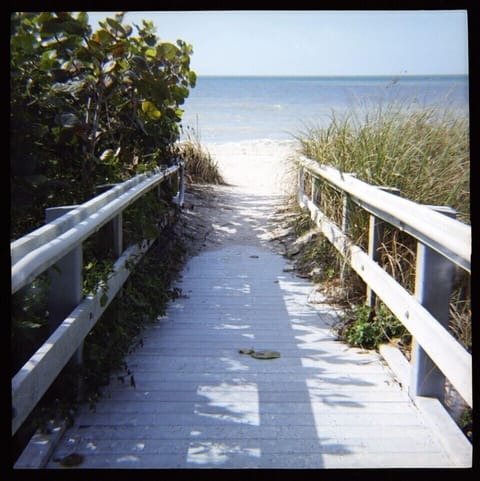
336;303;408;350
10;275;50;376
458;408;473;442
294;101;471;351
10;12;196;454
10;7;195;387
10;12;196;239
80;223;186;400
297;102;470;223
176;127;225;184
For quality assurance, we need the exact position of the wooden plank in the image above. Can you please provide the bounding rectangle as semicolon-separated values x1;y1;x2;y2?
379;344;411;389
14;420;67;468
45;244;463;469
414;396;472;467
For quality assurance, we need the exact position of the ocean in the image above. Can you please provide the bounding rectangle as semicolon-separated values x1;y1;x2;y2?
180;75;469;144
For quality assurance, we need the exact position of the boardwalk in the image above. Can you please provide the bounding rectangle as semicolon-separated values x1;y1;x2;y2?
46;183;466;469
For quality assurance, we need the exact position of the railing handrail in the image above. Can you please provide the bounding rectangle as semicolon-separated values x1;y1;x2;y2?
11;163;182;295
297;155;471;273
297;156;471;408
11;173;149;265
11;161;184;435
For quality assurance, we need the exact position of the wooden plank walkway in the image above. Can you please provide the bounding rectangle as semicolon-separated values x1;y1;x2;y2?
46;186;465;469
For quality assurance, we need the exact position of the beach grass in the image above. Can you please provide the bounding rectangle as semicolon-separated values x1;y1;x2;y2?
296;101;470;223
294;101;470;352
176;128;225;185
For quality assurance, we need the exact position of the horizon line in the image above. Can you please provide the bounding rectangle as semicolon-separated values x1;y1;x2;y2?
194;73;468;78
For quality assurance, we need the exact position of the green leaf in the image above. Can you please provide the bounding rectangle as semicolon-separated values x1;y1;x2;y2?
141;100;162;120
171;85;189;103
39;50;58;71
130;55;149;71
55;112;81;129
39;18;64;38
103;74;115;90
188;70;197;87
158;42;179;61
145;48;157;59
100;293;109;307
76;12;89;27
122;24;133;37
106;17;126;37
92;29;113;45
51;80;86;96
61;19;87;36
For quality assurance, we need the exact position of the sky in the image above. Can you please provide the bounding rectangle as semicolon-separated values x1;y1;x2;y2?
87;10;469;76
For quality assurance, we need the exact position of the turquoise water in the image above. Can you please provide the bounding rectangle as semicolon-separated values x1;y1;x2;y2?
180;75;469;143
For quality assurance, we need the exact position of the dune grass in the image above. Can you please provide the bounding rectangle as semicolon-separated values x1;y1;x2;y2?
294;101;470;352
175;129;225;185
297;102;469;223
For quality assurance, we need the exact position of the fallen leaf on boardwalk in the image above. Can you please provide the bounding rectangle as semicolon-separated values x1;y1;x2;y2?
238;348;255;355
238;349;280;359
251;350;281;360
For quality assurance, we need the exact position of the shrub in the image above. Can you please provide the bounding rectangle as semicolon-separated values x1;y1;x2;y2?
10;12;197;239
336;303;408;350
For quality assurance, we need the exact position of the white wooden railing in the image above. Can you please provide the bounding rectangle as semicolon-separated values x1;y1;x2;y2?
11;161;185;435
297;156;471;410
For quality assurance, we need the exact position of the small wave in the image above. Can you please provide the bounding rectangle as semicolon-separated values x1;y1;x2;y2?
205;138;298;153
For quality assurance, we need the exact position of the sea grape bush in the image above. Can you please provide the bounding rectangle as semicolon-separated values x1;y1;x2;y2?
10;12;196;239
10;13;197;448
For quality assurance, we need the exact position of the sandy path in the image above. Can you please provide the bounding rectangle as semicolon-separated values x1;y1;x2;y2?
177;140;300;255
206;139;297;196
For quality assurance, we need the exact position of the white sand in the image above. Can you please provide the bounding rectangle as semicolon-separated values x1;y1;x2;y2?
206;139;298;196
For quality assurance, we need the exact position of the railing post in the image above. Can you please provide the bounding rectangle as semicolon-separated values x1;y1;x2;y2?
409;205;457;403
178;161;185;208
366;214;383;307
45;206;84;394
340;190;353;282
297;165;304;206
366;187;400;307
341;193;350;234
95;184;123;257
45;206;83;333
340;173;357;235
112;213;123;257
310;175;317;204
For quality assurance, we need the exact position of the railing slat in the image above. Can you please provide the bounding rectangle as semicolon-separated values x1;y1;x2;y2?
11;240;153;435
10;174;148;264
302;194;472;407
298;156;471;272
11;164;181;294
11;162;183;435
